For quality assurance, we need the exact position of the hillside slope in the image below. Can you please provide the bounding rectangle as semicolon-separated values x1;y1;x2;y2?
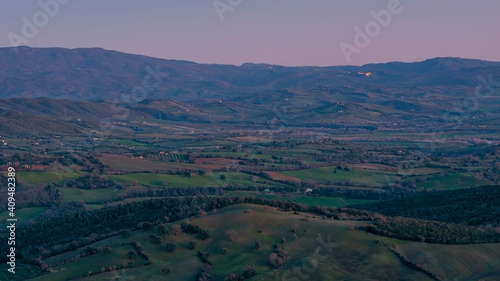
1;47;499;105
22;203;500;281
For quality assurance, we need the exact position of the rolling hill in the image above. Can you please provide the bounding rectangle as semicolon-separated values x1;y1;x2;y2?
6;203;499;281
0;47;498;138
0;112;92;137
1;47;499;105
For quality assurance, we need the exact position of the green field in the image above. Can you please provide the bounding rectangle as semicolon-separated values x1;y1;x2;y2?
396;167;446;176
61;188;120;203
291;196;347;207
16;172;81;184
0;207;48;227
85;204;106;210
0;264;44;281
344;198;377;205
107;138;152;147
106;172;279;188
419;173;493;190
280;167;392;188
32;244;147;281
97;154;177;171
194;151;273;160
223;191;374;208
396;241;500;280
106;197;165;206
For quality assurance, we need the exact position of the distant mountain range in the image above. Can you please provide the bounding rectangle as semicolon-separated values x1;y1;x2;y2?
0;47;499;137
1;46;499;102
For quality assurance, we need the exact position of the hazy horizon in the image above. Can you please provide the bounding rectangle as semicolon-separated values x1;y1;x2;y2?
3;45;500;68
1;0;499;66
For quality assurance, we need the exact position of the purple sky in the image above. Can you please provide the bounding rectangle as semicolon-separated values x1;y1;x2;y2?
1;0;499;66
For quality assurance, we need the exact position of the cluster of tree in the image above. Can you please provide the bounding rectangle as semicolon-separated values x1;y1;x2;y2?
1;197;234;263
232;197;374;221
165;242;178;253
126;169;205;177
188;241;198;250
32;202;87;224
197;251;211;265
66;174;124;190
180;222;211;240
132;242;152;265
389;247;440;280
352;185;500;226
363;216;500;244
0;152;83;168
224;264;256;281
80;154;111;174
0;181;61;211
133;151;188;163
269;244;287;269
96;187;223;204
149;234;162;245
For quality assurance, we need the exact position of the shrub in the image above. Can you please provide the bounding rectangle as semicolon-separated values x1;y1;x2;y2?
224;274;243;281
127;251;137;259
172;225;181;236
226;229;238;242
103;246;112;255
142;222;153;231
158;223;170;236
165;242;178;253
162;267;171;274
120;229;131;238
243;264;256;278
188;241;197;250
149;234;162;245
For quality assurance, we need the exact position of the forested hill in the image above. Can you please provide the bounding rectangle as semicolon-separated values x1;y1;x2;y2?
2;196;499;265
351;185;500;227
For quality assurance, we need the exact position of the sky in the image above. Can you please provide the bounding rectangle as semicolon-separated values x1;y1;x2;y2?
0;0;499;66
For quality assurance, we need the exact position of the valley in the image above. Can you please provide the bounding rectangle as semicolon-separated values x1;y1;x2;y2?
0;47;499;280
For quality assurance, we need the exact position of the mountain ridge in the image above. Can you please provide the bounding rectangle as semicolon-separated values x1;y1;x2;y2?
1;46;499;103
